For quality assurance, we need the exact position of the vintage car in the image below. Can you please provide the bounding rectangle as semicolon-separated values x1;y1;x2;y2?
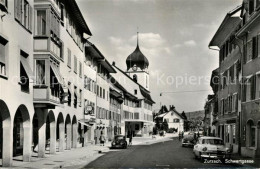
111;135;127;149
182;132;195;147
193;136;231;160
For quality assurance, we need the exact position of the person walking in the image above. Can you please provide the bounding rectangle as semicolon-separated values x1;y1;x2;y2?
99;133;105;146
129;131;133;146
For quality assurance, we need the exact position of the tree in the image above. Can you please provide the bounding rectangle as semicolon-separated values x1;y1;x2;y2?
181;111;189;131
162;119;169;131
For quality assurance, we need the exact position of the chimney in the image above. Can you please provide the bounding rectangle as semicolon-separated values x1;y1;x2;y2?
112;61;115;66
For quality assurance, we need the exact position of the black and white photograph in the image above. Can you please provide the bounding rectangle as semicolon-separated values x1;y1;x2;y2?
0;0;260;168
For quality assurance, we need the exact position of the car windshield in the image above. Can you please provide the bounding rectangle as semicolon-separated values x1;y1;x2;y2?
202;139;224;145
115;136;124;140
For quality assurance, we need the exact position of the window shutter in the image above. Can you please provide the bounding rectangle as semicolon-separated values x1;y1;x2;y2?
14;0;21;21
29;5;33;31
247;40;252;61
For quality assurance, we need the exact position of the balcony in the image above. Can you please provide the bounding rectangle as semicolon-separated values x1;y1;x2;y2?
34;0;61;16
33;57;68;108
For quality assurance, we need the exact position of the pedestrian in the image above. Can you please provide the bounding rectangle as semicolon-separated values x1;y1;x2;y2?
129;131;133;146
181;131;184;139
178;132;182;141
99;133;105;146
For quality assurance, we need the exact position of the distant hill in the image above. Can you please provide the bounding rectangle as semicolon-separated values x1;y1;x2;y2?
185;110;204;121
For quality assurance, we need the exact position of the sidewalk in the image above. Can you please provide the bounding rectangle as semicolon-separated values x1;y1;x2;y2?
7;135;175;169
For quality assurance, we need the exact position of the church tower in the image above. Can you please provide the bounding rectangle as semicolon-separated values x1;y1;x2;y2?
126;32;150;91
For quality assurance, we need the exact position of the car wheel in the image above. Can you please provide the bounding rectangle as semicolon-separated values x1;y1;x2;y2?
194;152;198;159
199;152;204;162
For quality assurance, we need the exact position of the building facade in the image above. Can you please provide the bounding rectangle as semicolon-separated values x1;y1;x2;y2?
0;0;156;166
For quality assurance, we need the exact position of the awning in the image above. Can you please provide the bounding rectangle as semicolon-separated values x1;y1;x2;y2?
110;88;122;98
256;71;260;75
50;64;65;86
78;119;93;127
20;57;33;77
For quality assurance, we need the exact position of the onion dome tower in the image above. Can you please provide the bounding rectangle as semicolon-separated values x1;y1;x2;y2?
126;32;150;91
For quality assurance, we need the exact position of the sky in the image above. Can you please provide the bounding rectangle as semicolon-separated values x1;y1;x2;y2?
77;0;242;113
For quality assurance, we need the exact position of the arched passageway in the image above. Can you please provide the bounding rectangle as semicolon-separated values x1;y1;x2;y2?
65;115;71;150
46;111;56;154
13;105;31;162
72;116;78;148
56;113;65;152
0;100;12;166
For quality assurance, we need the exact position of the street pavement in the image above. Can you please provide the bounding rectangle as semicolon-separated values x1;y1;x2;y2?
6;133;259;168
83;137;251;168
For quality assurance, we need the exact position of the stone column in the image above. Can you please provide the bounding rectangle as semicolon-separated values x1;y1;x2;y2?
66;124;72;150
83;126;88;146
2;126;13;167
23;126;31;162
37;109;47;158
49;122;56;154
59;123;65;152
72;123;78;148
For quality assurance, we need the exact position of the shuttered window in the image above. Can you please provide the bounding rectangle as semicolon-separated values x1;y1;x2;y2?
252;36;258;59
67;48;71;68
247;40;252;62
15;0;33;31
74;56;77;73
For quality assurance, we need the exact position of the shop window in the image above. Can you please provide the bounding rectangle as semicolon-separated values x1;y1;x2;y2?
35;60;45;84
0;36;8;77
36;10;46;35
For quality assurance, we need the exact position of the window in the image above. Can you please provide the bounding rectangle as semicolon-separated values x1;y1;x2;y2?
60;3;64;23
252;36;258;59
134;113;139;119
100;87;102;98
134;89;137;95
249;0;255;15
103;89;105;99
15;0;33;31
173;118;180;123
247;40;252;62
225;125;230;143
133;74;137;82
20;51;30;92
0;36;8;77
79;89;82;107
35;60;45;84
97;85;99;96
74;86;77;108
68;84;71;106
36;10;46;35
79;62;82;77
74;56;77;73
232;125;236;144
251;75;256;100
247;120;256;147
67;48;71;68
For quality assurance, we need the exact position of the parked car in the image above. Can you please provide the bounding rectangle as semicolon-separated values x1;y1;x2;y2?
193;136;231;161
111;135;127;149
182;132;195;147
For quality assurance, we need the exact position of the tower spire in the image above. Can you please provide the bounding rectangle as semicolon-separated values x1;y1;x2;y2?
137;27;139;47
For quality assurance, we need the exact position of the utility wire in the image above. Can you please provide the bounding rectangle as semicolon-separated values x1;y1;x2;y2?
160;90;211;96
